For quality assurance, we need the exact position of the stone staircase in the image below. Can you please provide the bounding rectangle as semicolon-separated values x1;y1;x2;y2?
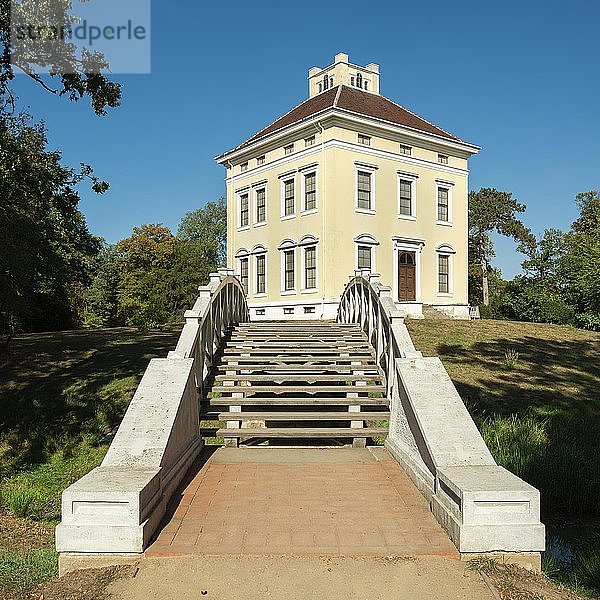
200;321;389;447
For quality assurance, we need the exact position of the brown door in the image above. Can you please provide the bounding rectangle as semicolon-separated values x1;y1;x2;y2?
398;251;416;301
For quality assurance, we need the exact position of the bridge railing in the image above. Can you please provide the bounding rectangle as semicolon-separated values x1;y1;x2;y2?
338;272;545;566
56;270;249;566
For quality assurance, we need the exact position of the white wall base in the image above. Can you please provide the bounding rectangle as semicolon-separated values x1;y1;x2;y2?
248;297;340;321
430;304;471;319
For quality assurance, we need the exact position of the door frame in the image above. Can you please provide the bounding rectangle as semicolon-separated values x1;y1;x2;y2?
392;237;425;303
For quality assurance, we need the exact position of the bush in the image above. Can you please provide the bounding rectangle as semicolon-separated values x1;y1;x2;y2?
575;311;600;331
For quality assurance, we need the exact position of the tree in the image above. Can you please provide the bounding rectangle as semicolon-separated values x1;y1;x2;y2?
116;224;178;329
560;191;600;330
469;188;535;306
521;228;565;283
0;112;103;335
177;198;227;268
0;0;121;115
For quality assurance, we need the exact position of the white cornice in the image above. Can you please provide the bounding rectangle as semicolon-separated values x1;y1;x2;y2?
216;107;480;165
225;138;469;185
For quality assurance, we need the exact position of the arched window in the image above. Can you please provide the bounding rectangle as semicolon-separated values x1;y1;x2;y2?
399;252;415;266
356;72;363;88
323;75;329;90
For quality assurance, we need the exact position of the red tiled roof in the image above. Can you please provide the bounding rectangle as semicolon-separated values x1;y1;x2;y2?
231;85;459;153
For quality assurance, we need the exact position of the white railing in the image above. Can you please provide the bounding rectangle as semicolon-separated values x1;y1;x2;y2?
56;270;249;559
338;272;544;564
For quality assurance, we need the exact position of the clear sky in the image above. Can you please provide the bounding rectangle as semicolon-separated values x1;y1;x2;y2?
12;0;600;278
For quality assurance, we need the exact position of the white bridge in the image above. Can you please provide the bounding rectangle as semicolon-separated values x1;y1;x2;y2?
56;269;544;572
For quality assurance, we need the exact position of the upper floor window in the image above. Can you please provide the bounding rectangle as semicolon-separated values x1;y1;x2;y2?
239;193;249;228
358;134;371;146
305;136;315;148
357;171;372;210
304;172;316;211
283;178;295;216
255;188;266;224
256;155;265;166
284;144;294;156
438;154;449;165
437;187;450;223
240;162;248;173
399;144;412;156
399;179;413;216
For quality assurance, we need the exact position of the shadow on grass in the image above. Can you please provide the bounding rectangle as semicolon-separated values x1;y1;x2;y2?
0;326;181;475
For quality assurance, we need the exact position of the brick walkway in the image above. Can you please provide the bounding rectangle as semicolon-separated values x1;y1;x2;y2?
146;447;458;558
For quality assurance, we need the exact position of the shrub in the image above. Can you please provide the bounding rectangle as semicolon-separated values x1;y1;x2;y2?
575;311;600;331
1;486;38;517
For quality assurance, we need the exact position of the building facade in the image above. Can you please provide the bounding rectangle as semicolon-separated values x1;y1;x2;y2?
216;53;479;320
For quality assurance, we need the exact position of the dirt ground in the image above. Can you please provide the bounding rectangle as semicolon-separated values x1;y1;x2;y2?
107;555;496;600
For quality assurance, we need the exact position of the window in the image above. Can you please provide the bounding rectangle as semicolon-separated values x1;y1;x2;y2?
284;250;295;291
357;170;372;210
304;246;316;289
283;178;295;216
438;154;449;165
357;245;372;270
239;193;249;227
437;187;450;222
255;188;266;223
358;134;371;146
284;144;294;156
240;162;248;173
304;172;316;211
256;254;266;294
257;155;265;166
399;179;412;216
356;72;363;88
305;136;315;148
399;144;412;156
239;258;248;292
438;254;450;293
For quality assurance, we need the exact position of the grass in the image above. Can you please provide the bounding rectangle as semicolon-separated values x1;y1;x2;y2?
406;318;600;517
0;325;181;596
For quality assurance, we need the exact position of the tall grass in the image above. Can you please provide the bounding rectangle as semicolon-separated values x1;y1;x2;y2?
479;414;600;517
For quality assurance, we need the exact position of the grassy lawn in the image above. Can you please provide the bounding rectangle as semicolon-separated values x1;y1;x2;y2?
0;326;181;597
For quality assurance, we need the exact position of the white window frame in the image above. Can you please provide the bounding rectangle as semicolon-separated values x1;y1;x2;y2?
399;144;412;156
438;154;449;165
358;134;371;146
278;239;297;295
256;155;265;166
279;172;296;220
397;170;418;221
235;248;250;295
436;244;456;297
253;183;267;227
240;162;248;173
252;246;267;297
305;136;315;148
284;143;294;156
354;162;378;215
300;165;318;214
299;235;319;293
353;234;379;273
392;237;425;304
237;188;250;230
435;179;454;226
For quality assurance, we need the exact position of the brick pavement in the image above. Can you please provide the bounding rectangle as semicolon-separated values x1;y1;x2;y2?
146;447;458;558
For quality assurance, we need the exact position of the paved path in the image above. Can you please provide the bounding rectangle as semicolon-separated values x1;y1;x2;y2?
147;446;458;558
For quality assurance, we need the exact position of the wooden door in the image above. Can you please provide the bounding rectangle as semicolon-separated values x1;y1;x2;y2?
398;251;416;301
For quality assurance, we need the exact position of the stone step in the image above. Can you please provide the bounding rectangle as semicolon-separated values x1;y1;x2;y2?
203;411;390;421
216;364;380;374
226;342;371;350
207;396;389;406
209;385;385;396
220;356;376;365
213;427;389;439
214;374;384;383
223;348;374;357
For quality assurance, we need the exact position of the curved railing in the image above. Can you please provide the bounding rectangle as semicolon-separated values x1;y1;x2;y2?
56;269;249;557
338;271;545;560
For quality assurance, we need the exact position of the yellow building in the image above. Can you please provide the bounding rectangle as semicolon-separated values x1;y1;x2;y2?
215;53;479;320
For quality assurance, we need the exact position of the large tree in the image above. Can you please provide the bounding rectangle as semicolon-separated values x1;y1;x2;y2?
0;0;121;115
468;188;535;306
0;112;104;334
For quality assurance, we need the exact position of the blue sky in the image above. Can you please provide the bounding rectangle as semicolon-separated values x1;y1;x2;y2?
13;0;600;278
